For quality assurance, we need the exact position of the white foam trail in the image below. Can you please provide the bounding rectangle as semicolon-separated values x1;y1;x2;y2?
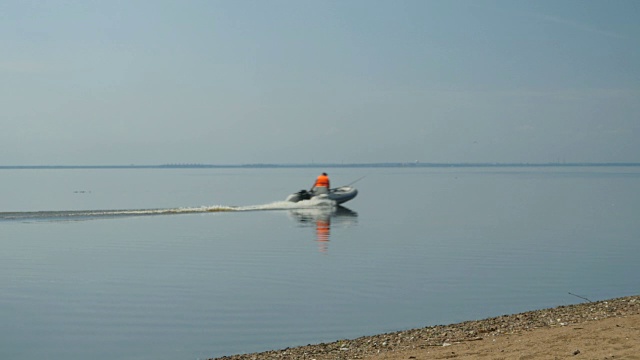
235;197;336;211
0;199;336;221
84;206;239;216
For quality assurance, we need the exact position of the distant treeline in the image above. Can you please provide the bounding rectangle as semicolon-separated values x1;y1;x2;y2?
1;162;639;170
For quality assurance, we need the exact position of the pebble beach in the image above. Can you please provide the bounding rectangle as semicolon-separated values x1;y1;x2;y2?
212;295;640;360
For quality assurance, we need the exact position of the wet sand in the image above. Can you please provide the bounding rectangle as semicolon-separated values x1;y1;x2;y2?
212;295;639;360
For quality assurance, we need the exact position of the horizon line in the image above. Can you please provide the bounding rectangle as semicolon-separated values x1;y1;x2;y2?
1;162;640;169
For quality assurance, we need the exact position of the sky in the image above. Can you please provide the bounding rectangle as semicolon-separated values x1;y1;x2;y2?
1;0;639;165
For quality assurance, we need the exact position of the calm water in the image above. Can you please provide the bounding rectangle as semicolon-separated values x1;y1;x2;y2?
1;167;639;360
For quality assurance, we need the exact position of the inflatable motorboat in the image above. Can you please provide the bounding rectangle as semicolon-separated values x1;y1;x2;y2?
286;186;358;205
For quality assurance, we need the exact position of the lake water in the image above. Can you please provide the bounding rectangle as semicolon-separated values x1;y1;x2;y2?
1;166;639;360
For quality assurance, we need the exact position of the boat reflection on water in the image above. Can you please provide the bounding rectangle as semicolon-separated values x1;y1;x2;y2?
288;206;358;253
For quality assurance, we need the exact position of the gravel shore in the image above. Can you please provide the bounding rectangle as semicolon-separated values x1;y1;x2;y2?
211;294;639;360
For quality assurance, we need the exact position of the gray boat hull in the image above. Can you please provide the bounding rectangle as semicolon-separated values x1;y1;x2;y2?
286;186;358;205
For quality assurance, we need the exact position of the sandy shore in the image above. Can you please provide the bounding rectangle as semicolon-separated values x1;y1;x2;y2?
212;295;639;360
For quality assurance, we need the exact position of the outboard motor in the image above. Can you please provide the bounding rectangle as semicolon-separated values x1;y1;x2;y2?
299;189;313;200
286;189;313;202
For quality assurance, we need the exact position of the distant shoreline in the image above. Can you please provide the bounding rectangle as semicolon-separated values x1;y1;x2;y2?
1;162;640;170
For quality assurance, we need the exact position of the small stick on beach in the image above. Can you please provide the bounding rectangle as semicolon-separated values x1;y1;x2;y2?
568;292;593;303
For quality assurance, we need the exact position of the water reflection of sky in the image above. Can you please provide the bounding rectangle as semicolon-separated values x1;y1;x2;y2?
288;206;358;253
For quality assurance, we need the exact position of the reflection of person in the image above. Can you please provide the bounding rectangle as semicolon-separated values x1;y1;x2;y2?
287;206;357;254
315;218;330;253
312;172;330;195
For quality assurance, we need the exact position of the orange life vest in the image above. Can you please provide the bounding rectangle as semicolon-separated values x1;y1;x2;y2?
314;174;330;188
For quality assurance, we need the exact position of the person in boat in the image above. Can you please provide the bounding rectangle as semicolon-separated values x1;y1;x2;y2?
312;172;330;195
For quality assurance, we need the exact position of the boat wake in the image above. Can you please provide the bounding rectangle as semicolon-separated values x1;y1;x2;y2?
0;197;337;223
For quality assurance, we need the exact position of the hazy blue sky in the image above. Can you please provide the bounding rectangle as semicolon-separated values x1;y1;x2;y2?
2;0;639;165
